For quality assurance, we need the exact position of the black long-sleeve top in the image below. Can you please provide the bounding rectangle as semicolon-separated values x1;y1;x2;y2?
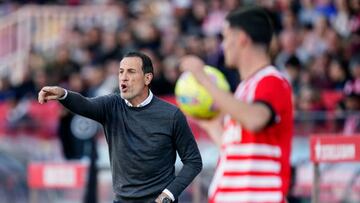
60;91;202;202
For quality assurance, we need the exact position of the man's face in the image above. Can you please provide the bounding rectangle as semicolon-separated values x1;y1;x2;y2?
345;96;360;110
118;57;151;104
351;65;360;78
222;23;241;68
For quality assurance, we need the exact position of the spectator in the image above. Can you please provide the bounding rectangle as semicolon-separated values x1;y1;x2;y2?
284;55;302;96
332;0;351;38
275;30;306;70
308;53;331;89
327;58;350;90
45;46;80;85
301;15;329;58
341;79;360;134
297;86;324;111
298;0;319;26
0;78;15;101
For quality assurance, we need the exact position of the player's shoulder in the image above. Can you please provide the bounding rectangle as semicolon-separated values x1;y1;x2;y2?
256;66;286;80
252;66;292;95
257;66;290;85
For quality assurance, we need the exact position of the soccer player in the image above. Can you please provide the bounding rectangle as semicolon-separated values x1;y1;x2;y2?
181;6;293;203
38;51;202;203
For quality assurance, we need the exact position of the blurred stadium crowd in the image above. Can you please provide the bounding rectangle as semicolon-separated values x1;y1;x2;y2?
0;0;360;202
0;0;359;113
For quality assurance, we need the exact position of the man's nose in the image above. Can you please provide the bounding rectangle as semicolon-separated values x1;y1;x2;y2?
120;73;128;81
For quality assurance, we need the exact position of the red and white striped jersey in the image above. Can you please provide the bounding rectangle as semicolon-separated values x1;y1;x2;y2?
209;66;293;203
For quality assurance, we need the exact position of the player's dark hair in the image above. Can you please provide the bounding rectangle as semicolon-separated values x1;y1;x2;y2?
226;6;274;50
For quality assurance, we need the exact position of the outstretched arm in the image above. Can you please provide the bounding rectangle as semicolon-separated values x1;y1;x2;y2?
38;86;108;123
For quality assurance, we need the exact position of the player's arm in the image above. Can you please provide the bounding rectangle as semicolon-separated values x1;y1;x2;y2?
195;116;223;147
180;56;272;132
38;86;107;123
198;81;271;132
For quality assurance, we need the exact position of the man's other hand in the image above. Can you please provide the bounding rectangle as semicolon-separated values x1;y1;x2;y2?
155;192;172;203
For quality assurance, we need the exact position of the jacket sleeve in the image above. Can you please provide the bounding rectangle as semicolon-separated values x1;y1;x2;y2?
166;109;203;199
59;90;112;124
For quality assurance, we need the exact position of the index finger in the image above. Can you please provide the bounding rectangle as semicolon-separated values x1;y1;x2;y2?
38;89;46;103
41;86;53;93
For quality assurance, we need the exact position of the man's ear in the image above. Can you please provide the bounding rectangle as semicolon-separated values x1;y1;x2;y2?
238;30;249;47
145;73;153;86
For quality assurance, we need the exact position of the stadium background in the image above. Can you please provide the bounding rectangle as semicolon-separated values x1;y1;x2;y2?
0;0;360;202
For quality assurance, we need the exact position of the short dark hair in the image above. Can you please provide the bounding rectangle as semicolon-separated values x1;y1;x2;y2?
226;6;274;49
285;55;301;69
123;51;154;75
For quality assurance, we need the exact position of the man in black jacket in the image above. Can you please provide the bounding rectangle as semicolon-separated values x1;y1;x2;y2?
38;51;202;203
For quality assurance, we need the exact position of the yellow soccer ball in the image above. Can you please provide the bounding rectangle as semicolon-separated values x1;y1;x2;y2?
175;65;230;119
